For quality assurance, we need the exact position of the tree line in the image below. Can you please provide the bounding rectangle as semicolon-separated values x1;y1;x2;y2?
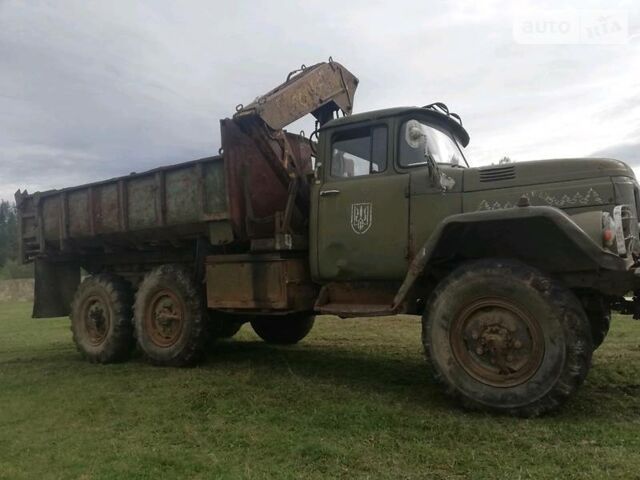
0;200;32;279
0;200;18;267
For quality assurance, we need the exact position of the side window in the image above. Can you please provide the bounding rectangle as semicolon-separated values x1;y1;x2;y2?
330;126;387;178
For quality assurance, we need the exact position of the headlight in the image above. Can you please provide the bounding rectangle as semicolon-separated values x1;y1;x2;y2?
602;212;616;249
571;209;636;257
602;206;638;257
612;206;628;256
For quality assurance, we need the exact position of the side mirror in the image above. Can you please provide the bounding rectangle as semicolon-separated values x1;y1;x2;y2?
420;140;441;190
425;152;455;192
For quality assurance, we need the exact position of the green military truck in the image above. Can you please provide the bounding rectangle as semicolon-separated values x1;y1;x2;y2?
15;60;640;416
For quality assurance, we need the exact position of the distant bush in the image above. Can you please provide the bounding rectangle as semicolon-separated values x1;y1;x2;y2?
0;200;18;268
0;260;34;280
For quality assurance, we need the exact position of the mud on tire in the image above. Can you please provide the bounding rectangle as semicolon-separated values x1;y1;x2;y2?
70;273;135;363
134;264;206;367
251;313;315;345
423;259;593;417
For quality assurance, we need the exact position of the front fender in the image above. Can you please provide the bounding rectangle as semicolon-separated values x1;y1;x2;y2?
393;205;629;309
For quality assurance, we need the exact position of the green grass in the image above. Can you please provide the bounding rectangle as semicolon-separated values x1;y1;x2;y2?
0;302;639;479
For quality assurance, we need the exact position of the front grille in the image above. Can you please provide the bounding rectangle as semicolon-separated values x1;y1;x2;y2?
479;165;516;182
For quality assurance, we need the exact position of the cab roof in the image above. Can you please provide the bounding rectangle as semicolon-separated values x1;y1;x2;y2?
320;106;470;147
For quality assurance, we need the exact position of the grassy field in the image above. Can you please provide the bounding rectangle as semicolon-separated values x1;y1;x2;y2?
0;301;639;479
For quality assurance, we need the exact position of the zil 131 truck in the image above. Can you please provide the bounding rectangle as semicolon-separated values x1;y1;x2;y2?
15;59;640;416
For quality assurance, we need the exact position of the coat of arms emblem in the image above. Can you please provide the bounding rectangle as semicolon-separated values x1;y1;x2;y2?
350;203;372;234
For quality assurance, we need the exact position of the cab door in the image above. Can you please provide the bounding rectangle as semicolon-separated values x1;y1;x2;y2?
315;123;409;280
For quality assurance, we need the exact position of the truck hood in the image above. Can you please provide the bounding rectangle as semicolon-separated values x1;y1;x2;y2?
463;158;635;192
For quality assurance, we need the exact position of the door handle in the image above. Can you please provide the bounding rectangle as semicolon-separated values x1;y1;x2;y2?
320;189;340;197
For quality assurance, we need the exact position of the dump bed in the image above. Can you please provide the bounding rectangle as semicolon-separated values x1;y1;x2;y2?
15;129;316;263
15;156;232;262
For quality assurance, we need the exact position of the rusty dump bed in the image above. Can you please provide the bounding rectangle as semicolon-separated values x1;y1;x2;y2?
15;60;359;263
15;156;230;262
15;128;315;263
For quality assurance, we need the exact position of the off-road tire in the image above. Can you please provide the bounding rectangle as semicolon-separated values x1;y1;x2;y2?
209;312;244;339
134;265;206;367
423;259;592;417
251;314;315;345
70;273;135;363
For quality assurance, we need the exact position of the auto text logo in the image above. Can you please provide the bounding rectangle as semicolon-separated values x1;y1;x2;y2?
513;10;631;45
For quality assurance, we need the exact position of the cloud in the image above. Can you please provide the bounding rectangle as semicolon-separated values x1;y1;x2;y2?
0;0;639;200
590;141;640;166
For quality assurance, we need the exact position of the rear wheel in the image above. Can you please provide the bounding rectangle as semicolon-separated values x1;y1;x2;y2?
134;265;206;366
423;259;592;417
70;274;135;363
251;314;315;345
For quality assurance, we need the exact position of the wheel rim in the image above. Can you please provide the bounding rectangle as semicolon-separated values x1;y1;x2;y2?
450;298;545;388
81;295;111;346
145;289;185;347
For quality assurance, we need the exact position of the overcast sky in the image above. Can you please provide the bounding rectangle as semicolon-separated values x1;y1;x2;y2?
1;0;639;201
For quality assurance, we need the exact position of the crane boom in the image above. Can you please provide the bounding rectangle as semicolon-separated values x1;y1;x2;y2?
233;60;359;129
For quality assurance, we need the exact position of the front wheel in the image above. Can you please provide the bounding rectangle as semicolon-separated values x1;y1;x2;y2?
251;314;315;345
423;259;592;417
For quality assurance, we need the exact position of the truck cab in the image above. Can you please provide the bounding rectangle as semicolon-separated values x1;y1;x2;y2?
312;106;469;283
311;105;640;317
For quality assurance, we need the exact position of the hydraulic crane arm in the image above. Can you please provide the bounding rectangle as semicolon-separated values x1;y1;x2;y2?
233;59;359;129
221;59;360;245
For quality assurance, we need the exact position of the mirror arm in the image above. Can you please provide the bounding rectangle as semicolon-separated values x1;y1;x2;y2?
425;153;444;190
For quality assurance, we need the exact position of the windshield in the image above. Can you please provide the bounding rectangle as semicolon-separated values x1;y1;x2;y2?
399;119;467;167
